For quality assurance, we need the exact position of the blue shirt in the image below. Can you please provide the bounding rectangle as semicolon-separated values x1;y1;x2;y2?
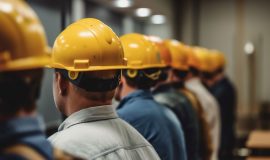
117;90;187;160
0;117;53;160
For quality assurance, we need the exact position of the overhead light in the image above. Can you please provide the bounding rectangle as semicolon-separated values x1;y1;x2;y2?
135;8;152;17
151;15;166;24
244;42;255;55
113;0;133;8
0;2;13;12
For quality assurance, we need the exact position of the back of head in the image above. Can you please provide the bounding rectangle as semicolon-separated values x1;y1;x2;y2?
212;50;226;74
148;36;172;67
120;33;166;89
50;18;126;102
0;0;50;117
148;36;172;82
193;47;224;80
164;39;190;79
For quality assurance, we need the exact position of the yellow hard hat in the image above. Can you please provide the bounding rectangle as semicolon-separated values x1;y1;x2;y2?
192;47;211;72
49;18;127;71
212;50;226;69
206;50;221;72
186;45;201;70
148;35;172;67
120;33;166;69
0;0;51;72
164;39;189;71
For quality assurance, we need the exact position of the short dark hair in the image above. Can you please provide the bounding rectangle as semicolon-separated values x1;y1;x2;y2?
123;68;161;89
0;69;43;117
55;69;119;102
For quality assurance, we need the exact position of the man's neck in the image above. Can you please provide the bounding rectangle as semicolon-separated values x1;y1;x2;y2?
120;84;137;100
65;98;112;116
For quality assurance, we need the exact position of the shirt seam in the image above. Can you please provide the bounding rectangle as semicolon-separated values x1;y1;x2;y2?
91;144;153;159
64;117;119;130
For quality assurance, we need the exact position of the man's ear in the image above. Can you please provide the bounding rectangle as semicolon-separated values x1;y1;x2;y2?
120;76;126;85
55;72;68;96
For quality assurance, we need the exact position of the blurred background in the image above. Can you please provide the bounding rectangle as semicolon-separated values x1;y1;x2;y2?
27;0;270;158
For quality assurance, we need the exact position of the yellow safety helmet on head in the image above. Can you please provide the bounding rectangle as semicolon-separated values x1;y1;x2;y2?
164;39;189;71
206;50;221;73
0;0;51;72
49;18;127;72
187;46;201;70
192;47;210;72
212;50;226;70
120;33;165;85
120;33;166;70
49;18;127;92
148;35;172;67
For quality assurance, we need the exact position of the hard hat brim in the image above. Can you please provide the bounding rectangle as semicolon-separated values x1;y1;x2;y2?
0;55;51;72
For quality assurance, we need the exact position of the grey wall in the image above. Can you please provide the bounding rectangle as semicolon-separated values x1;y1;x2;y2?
85;1;123;35
181;0;270;135
28;0;62;125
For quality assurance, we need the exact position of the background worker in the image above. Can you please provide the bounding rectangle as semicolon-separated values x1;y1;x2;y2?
115;33;187;160
182;45;213;160
48;19;160;160
201;50;237;160
0;0;54;159
185;47;221;160
151;38;201;160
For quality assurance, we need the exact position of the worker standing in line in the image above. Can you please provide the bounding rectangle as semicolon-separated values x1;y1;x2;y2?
201;51;237;160
0;0;80;159
185;47;221;160
115;33;187;160
48;19;160;160
150;38;201;160
181;45;213;160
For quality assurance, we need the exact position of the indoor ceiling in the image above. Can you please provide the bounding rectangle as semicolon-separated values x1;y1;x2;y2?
89;0;173;22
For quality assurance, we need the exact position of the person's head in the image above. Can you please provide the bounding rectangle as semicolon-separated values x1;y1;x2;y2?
211;50;226;77
163;39;190;83
115;33;166;100
186;47;202;78
203;50;226;86
193;47;220;86
49;18;126;116
0;0;50;119
148;36;172;84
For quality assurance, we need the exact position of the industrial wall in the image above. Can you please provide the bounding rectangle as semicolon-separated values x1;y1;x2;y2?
181;0;270;135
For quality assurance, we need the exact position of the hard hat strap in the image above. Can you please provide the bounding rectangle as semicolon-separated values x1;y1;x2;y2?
55;69;121;92
143;70;161;81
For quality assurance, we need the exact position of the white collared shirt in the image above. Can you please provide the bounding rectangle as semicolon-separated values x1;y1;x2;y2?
49;105;160;160
185;78;221;160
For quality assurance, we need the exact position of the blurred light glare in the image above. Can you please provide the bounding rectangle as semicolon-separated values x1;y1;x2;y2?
135;8;152;17
0;2;13;12
244;42;255;55
151;15;166;24
129;43;139;48
113;0;133;8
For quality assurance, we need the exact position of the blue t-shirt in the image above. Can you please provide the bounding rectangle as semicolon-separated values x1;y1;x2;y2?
117;90;187;160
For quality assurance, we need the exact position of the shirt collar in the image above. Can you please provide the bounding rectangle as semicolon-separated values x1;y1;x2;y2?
58;105;118;131
117;89;153;110
186;77;201;84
